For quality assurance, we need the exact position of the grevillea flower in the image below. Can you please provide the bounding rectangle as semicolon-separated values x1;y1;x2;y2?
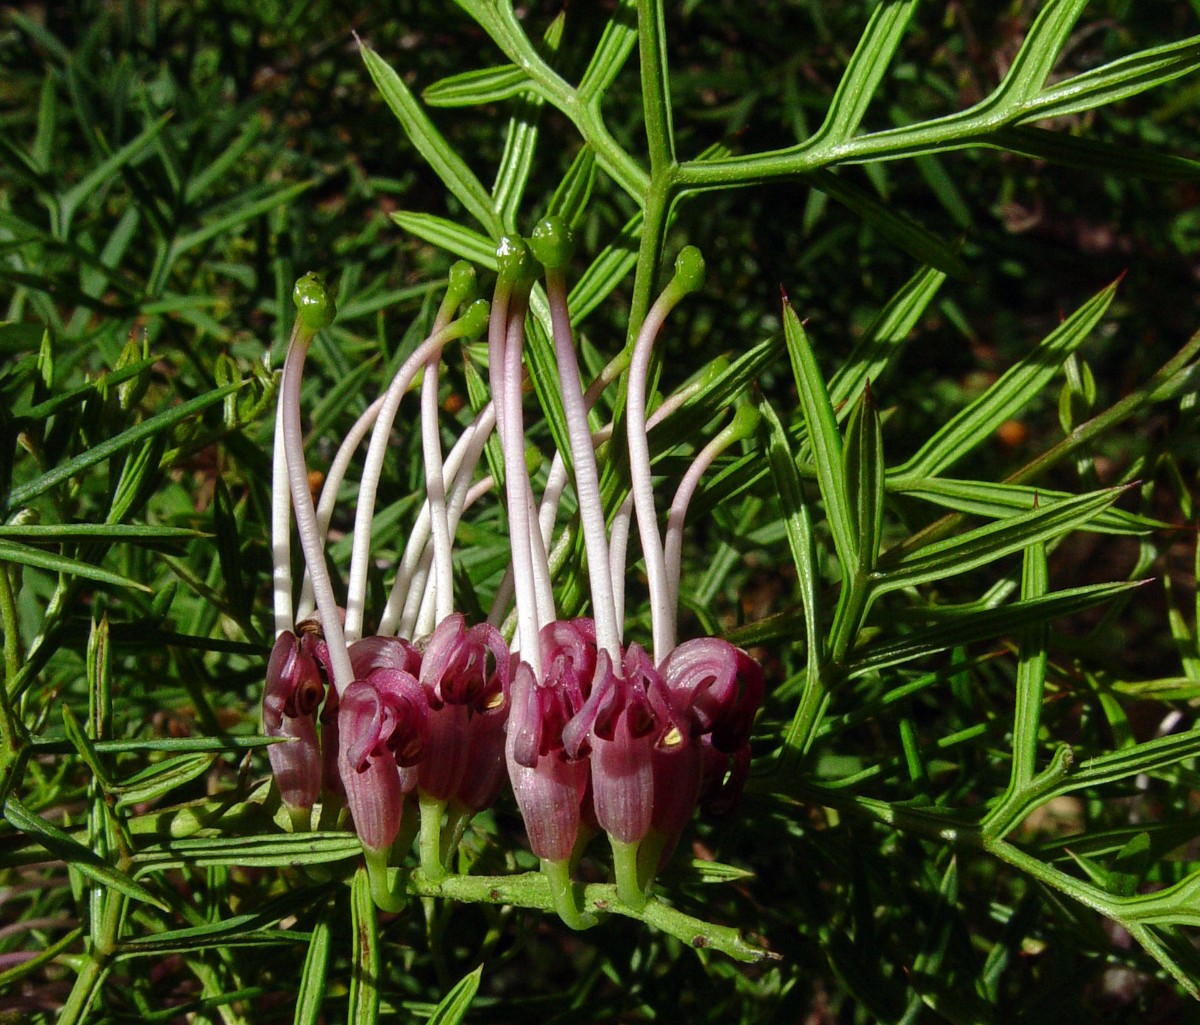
267;270;503;907
651;637;764;857
562;643;658;847
337;666;428;853
417;613;511;802
262;629;325;813
506;619;597;863
494;223;763;907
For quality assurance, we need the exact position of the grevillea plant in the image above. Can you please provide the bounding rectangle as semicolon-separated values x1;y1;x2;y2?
5;4;1200;1023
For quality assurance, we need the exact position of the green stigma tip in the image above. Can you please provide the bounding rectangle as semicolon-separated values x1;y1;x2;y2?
457;298;491;339
528;215;575;270
496;235;539;284
293;273;336;333
730;403;761;440
447;261;479;306
673;246;706;295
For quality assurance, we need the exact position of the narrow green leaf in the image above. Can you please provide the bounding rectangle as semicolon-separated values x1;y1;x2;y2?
655;335;784;458
877;487;1123;594
1057;727;1200;793
521;311;573;472
0;539;152;592
989;125;1200;180
577;0;638;101
32;72;57;173
0;927;84;991
811;0;919;145
133;833;363;872
15;356;158;420
781;295;856;575
348;866;380;1025
391;212;496;267
674;858;756;883
362;44;501;236
843;385;885;574
0;523;205;544
990;0;1090;110
829;265;946;412
890;477;1161;535
423;64;531;107
184;119;262;204
760;399;824;761
107;433;167;525
1126;924;1200;1000
295;913;333;1025
1011;542;1049;791
894;280;1116;480
59;114;172;234
169;181;312;265
114;753;216;809
1021;35;1200;122
114;914;308;956
213;477;249;622
428;966;484;1025
4;796;169;911
0;321;46;355
567;211;641;324
3;382;239;513
493;100;541;229
61;705;113;789
1107;832;1152;899
547;146;597;229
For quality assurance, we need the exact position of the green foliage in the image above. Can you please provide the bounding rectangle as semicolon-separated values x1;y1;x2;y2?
3;1;1200;1022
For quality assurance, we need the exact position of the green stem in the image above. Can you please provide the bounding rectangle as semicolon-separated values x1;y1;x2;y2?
441;801;475;864
0;562;26;784
407;869;772;962
636;0;676;170
363;846;408;914
418;792;447;880
287;804;312;833
58;886;126;1025
609;836;647;910
457;0;648;199
543;858;598;930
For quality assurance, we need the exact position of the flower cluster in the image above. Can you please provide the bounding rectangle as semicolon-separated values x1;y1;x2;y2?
265;223;763;923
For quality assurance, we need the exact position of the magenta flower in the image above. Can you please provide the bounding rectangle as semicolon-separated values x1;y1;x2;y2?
563;643;658;847
337;666;428;853
417;613;512;802
505;620;600;862
648;637;764;860
262;629;326;813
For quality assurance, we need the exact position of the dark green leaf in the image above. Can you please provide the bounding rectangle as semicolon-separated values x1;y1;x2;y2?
4;796;169;911
362;44;500;236
428;966;484;1025
4;382;240;513
423;64;531;107
782;295;855;575
0;539;152;592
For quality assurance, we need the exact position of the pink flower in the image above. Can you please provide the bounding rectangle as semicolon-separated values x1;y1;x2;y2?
563;644;658;846
262;630;326;810
505;621;598;861
337;666;428;853
417;613;513;804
